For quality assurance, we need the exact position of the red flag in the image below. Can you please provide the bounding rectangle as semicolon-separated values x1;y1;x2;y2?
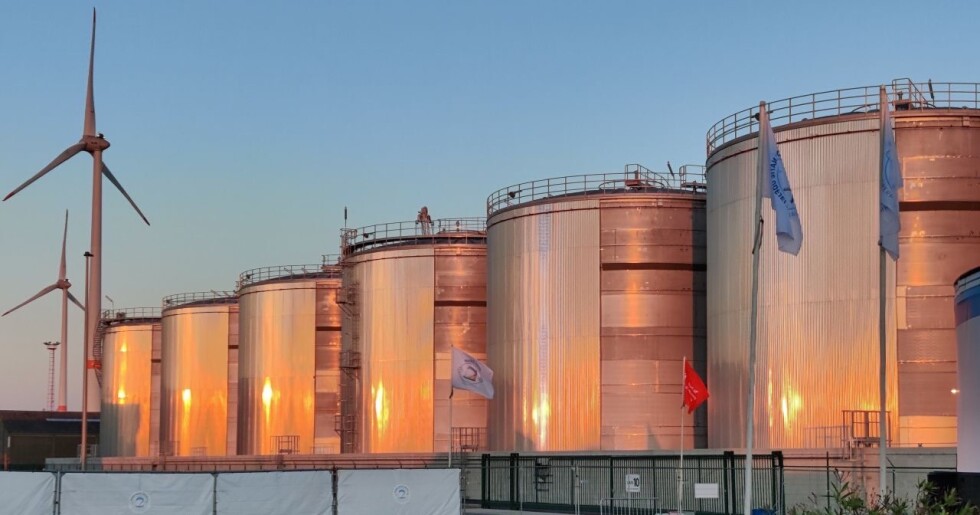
683;359;709;414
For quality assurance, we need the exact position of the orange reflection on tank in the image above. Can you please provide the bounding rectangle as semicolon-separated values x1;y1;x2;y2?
531;394;551;447
182;388;192;406
373;381;390;435
262;378;273;421
117;388;126;403
780;391;802;430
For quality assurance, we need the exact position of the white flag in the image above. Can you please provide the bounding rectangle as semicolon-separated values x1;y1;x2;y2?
761;107;803;255
880;88;903;260
451;347;494;399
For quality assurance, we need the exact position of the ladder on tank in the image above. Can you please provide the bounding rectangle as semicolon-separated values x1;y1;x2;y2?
336;254;361;454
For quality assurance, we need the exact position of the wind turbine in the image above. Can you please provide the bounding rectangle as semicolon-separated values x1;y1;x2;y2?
3;211;84;412
3;9;149;456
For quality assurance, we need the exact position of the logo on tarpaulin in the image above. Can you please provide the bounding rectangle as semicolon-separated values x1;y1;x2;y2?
129;491;150;513
392;484;411;504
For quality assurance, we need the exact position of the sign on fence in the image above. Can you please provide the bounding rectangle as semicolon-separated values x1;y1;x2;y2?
695;483;720;499
625;474;641;493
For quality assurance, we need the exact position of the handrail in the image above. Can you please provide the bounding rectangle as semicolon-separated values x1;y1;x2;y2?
237;263;341;290
706;80;980;155
321;254;341;267
162;291;236;310
341;217;487;255
486;163;706;218
100;307;161;321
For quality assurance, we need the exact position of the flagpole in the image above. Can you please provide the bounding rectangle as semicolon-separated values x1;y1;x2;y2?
449;385;454;468
745;101;768;515
878;85;889;497
678;357;685;515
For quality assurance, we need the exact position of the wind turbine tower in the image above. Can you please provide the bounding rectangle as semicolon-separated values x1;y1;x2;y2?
3;9;149;461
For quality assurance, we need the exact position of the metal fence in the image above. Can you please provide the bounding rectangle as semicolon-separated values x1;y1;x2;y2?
486;163;707;217
706;79;980;155
237;263;341;290
161;291;236;310
340;217;487;255
599;497;658;515
100;306;161;320
481;452;785;515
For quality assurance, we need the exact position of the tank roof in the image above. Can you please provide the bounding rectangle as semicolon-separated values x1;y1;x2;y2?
162;291;237;311
237;263;341;290
486;164;706;218
707;79;980;155
341;217;486;256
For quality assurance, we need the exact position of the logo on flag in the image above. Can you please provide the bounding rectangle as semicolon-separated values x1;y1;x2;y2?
683;359;709;414
451;347;494;399
761;109;804;255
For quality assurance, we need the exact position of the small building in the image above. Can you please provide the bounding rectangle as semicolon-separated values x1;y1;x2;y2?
0;411;100;470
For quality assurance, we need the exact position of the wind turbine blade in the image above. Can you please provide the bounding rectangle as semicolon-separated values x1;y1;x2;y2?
60;210;69;280
84;8;97;136
3;143;86;201
2;284;60;317
102;162;150;225
67;291;86;311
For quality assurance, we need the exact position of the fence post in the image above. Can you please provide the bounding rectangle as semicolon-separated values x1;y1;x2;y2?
481;454;489;509
774;451;784;515
509;453;519;511
724;451;736;515
211;472;218;515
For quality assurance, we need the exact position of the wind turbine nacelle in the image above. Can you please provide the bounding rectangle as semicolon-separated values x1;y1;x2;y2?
82;134;110;152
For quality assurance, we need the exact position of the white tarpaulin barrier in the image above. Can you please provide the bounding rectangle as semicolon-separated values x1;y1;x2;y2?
337;469;460;515
60;473;214;515
0;472;55;515
216;470;332;515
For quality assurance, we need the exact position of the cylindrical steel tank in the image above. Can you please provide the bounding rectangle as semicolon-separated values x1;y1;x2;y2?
705;80;980;449
237;260;342;455
98;308;161;457
339;218;488;453
486;165;707;451
955;267;980;472
160;292;238;457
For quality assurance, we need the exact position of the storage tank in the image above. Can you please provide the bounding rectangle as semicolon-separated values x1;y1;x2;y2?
955;267;980;472
486;164;707;451
237;259;342;455
705;80;980;449
97;308;161;457
160;291;238;456
338;218;488;454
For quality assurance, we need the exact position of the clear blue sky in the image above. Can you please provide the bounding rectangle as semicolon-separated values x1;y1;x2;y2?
1;0;977;410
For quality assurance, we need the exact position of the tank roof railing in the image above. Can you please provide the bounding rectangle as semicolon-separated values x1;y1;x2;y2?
162;291;237;310
100;307;161;321
487;164;706;217
706;80;980;155
322;254;341;267
341;217;487;256
237;263;342;290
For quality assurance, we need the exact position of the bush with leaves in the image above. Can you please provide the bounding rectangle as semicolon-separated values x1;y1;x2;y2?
789;475;977;515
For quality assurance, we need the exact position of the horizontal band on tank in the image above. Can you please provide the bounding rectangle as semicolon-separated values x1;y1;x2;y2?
316;325;341;331
900;200;980;212
433;299;487;308
601;262;707;272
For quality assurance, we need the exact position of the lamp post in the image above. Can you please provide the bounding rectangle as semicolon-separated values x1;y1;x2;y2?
43;341;60;411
